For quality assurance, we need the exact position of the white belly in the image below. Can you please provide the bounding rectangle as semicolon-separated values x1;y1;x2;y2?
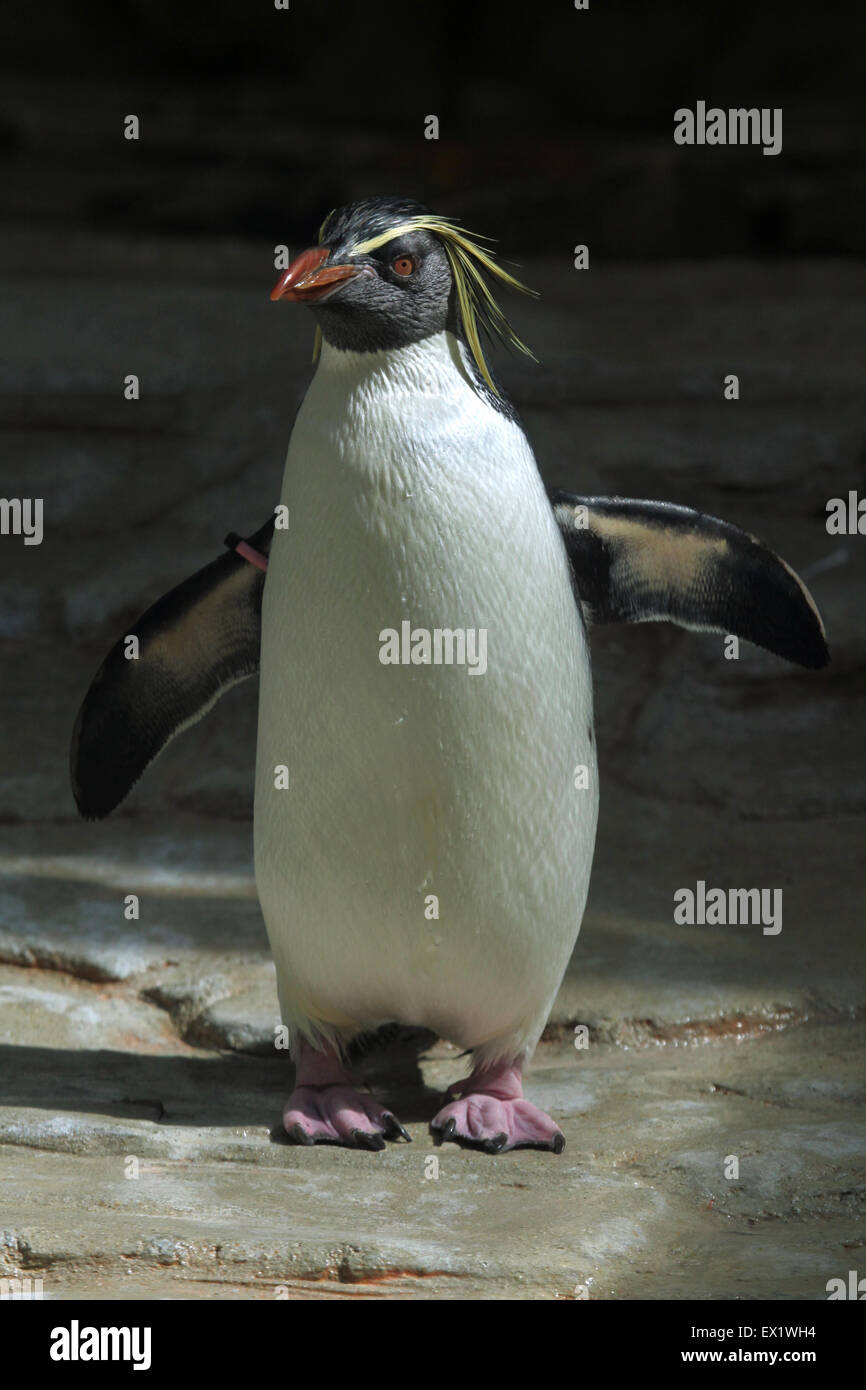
254;333;597;1062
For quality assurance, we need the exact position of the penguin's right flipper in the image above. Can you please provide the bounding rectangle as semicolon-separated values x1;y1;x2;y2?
71;517;275;820
551;492;829;669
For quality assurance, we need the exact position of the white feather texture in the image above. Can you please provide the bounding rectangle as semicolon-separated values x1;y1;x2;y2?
254;330;598;1066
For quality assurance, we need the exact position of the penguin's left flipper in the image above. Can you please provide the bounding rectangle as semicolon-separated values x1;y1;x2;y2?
551;492;829;669
71;517;275;820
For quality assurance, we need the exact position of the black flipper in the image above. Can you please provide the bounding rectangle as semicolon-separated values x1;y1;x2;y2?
71;517;276;819
550;492;829;670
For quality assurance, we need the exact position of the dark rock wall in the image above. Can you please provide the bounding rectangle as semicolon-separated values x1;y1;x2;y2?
1;0;863;255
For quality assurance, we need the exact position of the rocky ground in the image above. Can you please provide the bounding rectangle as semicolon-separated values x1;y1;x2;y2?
0;239;864;1299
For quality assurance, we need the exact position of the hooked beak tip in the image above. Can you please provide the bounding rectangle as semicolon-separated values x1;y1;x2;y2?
271;246;360;303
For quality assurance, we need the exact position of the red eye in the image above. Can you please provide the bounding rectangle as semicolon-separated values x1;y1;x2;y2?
392;255;415;277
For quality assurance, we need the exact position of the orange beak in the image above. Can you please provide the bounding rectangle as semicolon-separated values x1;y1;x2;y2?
270;246;361;303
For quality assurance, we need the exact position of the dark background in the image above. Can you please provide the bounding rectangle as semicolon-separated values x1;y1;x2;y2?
1;0;863;827
2;0;865;260
1;0;863;820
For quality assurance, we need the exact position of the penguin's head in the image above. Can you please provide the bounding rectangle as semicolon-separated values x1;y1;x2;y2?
271;197;452;355
270;196;537;394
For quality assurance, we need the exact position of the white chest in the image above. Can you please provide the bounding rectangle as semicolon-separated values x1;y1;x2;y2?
253;333;597;1050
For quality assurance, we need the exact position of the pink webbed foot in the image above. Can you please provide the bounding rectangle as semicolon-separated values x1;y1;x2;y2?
283;1043;410;1150
431;1060;565;1154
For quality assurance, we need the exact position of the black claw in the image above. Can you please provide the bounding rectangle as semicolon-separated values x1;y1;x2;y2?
483;1131;509;1154
353;1128;386;1151
431;1116;458;1143
551;1133;565;1154
383;1113;412;1143
288;1123;315;1147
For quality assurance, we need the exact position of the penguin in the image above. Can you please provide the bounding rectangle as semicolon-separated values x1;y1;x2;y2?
71;196;829;1154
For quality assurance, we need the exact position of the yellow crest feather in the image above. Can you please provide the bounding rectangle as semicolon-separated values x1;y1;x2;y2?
347;215;537;394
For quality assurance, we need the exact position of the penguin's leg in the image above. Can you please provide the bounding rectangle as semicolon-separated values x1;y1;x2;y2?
283;1041;411;1150
430;1056;564;1155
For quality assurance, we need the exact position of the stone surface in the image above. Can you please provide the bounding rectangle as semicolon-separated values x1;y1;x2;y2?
0;246;863;1299
1;1023;863;1300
